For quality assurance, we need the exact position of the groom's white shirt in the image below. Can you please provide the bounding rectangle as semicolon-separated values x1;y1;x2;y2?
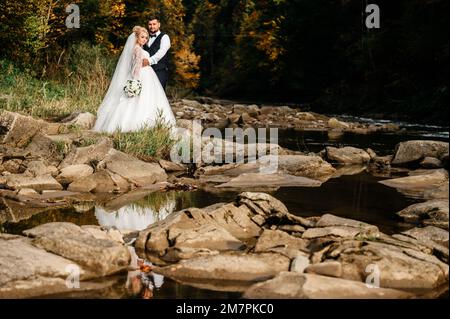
146;31;171;66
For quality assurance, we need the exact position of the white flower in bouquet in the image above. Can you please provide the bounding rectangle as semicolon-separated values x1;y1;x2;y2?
123;79;142;98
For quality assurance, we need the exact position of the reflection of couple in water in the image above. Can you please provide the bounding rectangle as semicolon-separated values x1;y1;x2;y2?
94;194;176;298
126;246;164;299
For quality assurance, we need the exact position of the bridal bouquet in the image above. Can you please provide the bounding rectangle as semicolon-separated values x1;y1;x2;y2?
123;79;142;97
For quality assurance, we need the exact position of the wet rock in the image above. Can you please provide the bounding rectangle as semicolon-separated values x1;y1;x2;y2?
58;137;114;169
0;234;97;298
155;252;290;282
67;170;116;193
23;222;130;277
396;200;448;230
260;155;336;181
331;165;367;178
243;272;413;299
326;146;371;164
420;157;443;169
379;169;448;199
158;159;186;172
56;164;94;185
392;140;449;166
5;174;63;191
97;148;167;186
136;192;291;262
305;261;342;278
195;162;259;177
324;239;448;289
215;172;322;189
0;111;47;147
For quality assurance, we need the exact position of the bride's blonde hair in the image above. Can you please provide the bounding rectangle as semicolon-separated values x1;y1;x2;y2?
133;26;149;42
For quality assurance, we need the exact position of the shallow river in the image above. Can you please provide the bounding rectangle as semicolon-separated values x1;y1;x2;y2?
1;119;448;298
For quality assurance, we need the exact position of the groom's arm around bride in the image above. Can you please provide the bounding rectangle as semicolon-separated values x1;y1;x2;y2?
142;16;171;90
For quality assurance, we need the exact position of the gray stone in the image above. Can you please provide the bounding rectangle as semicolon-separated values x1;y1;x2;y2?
155;253;290;282
56;164;94;185
326;146;371;164
305;261;343;278
396;200;449;230
243;272;413;299
97;149;167;186
23;222;130;277
6;174;63;191
392;140;449;165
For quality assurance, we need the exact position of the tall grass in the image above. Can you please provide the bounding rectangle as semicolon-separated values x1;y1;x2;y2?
111;111;177;162
0;42;116;120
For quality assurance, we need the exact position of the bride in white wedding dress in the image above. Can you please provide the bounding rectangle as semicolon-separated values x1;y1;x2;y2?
92;26;176;133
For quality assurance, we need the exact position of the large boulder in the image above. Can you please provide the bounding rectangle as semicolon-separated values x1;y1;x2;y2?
243;272;413;299
396;200;449;230
260;155;336;181
23;222;130;277
5;174;63;191
58;137;114;169
320;239;448;289
215;172;322;189
392;140;449;165
56;164;94;185
326;146;371;164
0;234;96;298
24;160;58;177
67;170;121;193
136;192;291;263
24;133;66;166
0;111;47;147
379;169;448;200
154;253;290;282
97;148;167;186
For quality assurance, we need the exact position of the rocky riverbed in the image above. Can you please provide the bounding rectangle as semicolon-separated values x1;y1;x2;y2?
0;100;448;298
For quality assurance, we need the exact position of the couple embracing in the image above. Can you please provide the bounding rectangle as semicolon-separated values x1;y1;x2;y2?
93;17;176;134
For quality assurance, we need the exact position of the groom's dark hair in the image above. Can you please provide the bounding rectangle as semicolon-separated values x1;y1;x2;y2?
148;16;160;22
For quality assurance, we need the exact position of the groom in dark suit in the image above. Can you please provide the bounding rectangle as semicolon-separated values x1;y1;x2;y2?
142;16;171;90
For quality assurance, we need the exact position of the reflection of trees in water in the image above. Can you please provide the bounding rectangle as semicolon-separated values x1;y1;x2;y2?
95;191;193;231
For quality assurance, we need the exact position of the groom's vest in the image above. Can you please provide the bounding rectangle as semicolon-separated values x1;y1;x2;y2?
145;32;170;72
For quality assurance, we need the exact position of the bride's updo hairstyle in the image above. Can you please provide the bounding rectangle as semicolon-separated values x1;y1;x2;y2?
133;26;149;42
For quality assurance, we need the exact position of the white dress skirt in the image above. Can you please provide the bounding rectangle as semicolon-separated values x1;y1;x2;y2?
93;48;176;134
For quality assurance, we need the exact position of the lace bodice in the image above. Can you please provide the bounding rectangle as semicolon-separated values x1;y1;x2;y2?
131;46;150;79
